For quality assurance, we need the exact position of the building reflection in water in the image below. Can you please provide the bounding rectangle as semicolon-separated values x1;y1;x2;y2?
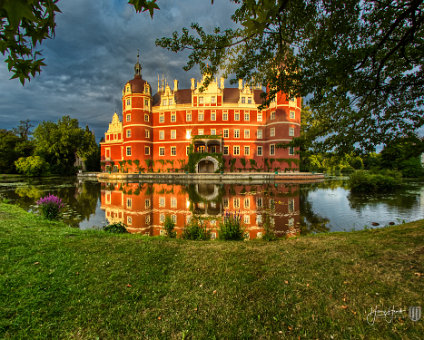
100;182;300;239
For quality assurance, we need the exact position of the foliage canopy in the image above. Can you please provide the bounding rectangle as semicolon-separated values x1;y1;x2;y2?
157;0;424;152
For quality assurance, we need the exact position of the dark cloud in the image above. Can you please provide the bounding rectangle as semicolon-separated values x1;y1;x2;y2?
0;0;238;140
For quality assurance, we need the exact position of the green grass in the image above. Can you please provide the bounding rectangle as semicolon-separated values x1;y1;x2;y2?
1;203;423;339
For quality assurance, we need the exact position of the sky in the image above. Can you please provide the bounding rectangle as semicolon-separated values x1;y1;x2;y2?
0;0;238;140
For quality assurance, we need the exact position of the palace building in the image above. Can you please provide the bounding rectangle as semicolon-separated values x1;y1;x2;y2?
100;54;301;173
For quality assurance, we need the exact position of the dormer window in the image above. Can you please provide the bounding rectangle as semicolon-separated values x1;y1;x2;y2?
247;97;252;104
241;97;246;104
169;98;173;105
126;99;131;106
144;85;149;94
199;96;204;104
162;99;166;106
126;86;130;93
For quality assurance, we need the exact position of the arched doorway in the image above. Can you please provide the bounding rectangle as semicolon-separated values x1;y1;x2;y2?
196;156;219;173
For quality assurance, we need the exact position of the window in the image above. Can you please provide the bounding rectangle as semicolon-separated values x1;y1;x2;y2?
244;146;250;155
145;129;150;138
257;129;263;139
256;197;263;208
159;113;164;123
126;198;132;208
126;99;131;106
244;215;250;224
270;128;275;137
270;144;275;155
126;129;131;138
234;198;240;209
199;96;204;104
234;129;240;138
145;215;151;224
257;146;263;156
271;111;276;119
162;99;166;106
171;130;176;139
160;213;165;223
171;146;176;156
247;97;252;104
211;96;216;103
126;114;131;122
144;114;149;122
244;129;250;139
145;199;151;208
289;127;295;136
211;129;216;135
223;146;229;155
198;128;204;135
233;146;240;155
223;111;228;121
223;198;229;208
288;199;295;213
171;197;177;208
257;112;262;122
126;85;130;93
289;146;294;155
186;146;190;155
256;215;262;224
126;146;132;156
171;112;176;122
144;146;150;155
244;198;250;208
145;86;149;94
145;99;149;107
290;110;295;119
186;112;192;121
169;98;173;105
171;215;177;223
186;129;192;139
211;111;216;121
127;216;132;225
223;129;229;138
198;111;204;121
159;130;165;140
241;97;246;104
234;111;240;121
159;147;165;156
244;112;250;121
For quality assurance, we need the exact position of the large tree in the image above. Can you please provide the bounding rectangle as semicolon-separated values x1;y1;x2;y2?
33;115;98;175
157;0;424;152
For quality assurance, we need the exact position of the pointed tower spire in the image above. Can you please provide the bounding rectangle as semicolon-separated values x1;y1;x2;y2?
134;49;142;77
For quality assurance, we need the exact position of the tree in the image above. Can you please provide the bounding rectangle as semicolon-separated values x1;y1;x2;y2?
33;115;98;175
0;0;158;84
157;0;424;152
15;155;49;176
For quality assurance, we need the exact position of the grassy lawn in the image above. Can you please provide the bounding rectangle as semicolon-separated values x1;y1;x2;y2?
1;203;423;339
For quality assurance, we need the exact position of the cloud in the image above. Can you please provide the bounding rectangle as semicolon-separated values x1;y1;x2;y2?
0;0;238;140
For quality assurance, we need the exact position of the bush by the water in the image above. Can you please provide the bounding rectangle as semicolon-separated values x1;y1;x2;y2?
36;194;63;220
182;218;211;240
349;170;402;193
219;212;245;240
103;222;128;233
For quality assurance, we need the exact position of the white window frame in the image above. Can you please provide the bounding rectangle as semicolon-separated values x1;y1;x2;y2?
159;147;165;156
126;146;132;156
234;129;240;138
223;129;229;138
244;129;250;139
244;146;250;156
290;110;295;119
171;146;177;156
159;130;165;140
171;129;176;139
289;127;294;137
270;144;275;156
159;113;164;123
270;127;275;137
186;112;192;122
126;129;131;138
233;146;240;155
171;112;176;123
257;146;263;156
198;111;204;121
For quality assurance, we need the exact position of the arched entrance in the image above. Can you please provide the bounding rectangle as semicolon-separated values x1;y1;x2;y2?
196;156;219;173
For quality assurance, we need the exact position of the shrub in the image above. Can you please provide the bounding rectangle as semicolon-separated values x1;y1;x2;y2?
103;222;128;233
219;212;244;240
36;194;64;220
349;170;402;193
182;218;211;240
164;215;176;238
15;156;49;176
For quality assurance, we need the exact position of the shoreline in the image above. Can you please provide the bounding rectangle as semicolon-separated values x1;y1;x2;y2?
78;171;325;183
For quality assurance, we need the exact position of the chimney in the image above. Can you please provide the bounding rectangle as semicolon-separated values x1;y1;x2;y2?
238;79;243;90
220;77;225;89
174;79;178;92
191;78;195;90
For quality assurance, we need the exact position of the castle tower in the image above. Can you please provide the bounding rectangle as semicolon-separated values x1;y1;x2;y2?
121;51;153;171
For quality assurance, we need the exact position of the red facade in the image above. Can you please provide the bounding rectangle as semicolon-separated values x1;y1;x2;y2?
100;57;301;173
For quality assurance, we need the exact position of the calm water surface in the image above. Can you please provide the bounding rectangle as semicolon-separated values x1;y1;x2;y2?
1;177;423;238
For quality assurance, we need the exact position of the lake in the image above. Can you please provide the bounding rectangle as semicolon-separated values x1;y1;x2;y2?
1;177;423;238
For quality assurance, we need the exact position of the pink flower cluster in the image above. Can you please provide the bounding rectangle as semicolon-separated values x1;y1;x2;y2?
36;194;64;208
